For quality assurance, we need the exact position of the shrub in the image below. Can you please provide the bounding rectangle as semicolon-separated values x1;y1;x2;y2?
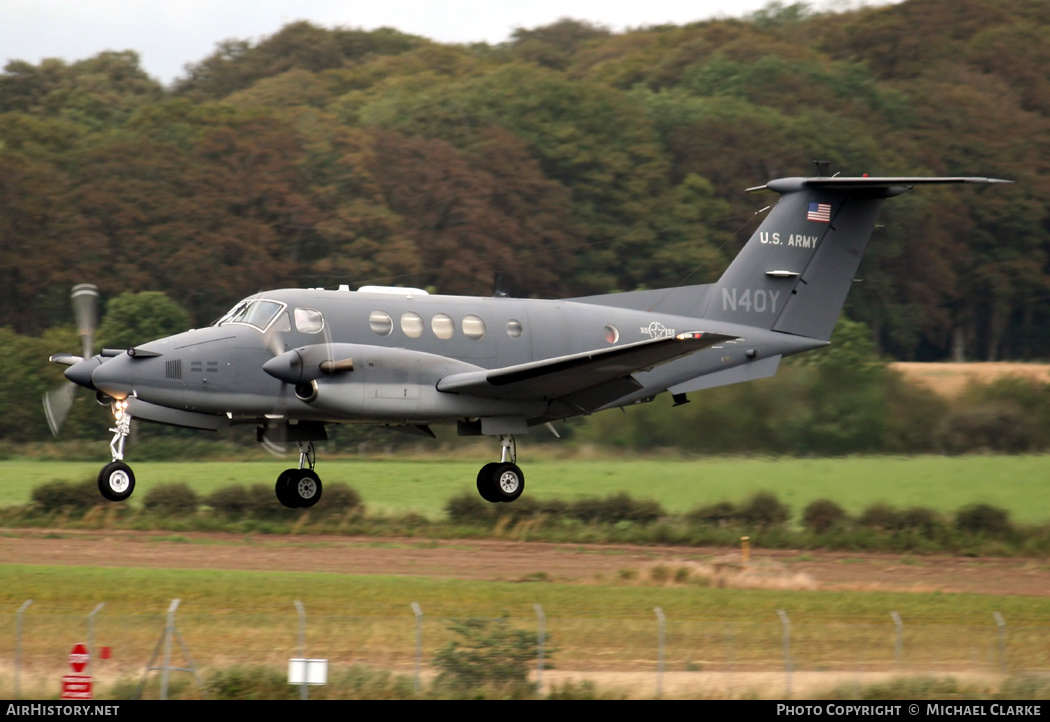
434;618;548;691
570;493;664;525
936;404;1035;454
31;479;102;514
736;492;790;528
314;483;362;516
955;503;1013;537
205;484;294;519
142;483;200;516
206;665;297;700
802;498;848;532
858;503;900;531
898;506;942;534
445;492;493;525
204;485;252;518
685;501;737;527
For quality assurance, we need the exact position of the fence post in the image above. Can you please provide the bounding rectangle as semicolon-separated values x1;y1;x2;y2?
87;603;105;674
160;599;179;701
15;599;32;700
294;600;307;700
655;607;666;698
411;602;423;693
993;612;1006;673
777;609;792;698
534;604;545;694
890;611;903;666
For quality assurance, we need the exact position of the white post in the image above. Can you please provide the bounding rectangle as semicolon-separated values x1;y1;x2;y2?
655;607;666;698
411;602;423;692
890;611;903;665
993;612;1006;673
15;599;32;700
294;601;307;700
534;604;546;693
87;603;105;674
777;609;792;698
160;599;180;701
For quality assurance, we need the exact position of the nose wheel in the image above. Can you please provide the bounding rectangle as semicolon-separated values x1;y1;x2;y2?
98;460;136;502
476;435;525;503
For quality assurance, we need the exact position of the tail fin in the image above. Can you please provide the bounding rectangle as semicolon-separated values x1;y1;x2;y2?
703;176;1011;341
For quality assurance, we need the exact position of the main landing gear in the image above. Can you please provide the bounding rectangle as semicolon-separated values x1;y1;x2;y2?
274;441;323;509
98;400;136;502
476;435;524;503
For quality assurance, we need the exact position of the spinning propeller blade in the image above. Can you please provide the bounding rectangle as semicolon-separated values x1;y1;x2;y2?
43;284;100;436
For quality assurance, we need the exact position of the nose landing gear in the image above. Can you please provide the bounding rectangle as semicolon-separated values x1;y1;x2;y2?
98;400;136;502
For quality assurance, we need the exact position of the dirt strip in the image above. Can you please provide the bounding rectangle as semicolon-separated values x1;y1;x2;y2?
2;529;1047;596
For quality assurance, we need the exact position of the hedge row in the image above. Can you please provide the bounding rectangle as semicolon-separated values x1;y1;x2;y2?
29;479;362;519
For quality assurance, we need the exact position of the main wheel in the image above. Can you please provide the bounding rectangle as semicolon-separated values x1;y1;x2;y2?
493;462;525;502
287;469;323;508
476;462;502;503
275;469;299;508
98;461;135;502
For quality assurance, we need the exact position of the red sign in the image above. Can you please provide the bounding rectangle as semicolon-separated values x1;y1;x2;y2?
61;674;92;700
69;643;89;674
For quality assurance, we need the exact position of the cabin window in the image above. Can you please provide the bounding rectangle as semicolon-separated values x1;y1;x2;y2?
462;315;486;340
369;311;393;336
604;324;619;344
401;312;424;339
432;314;455;340
294;307;324;334
506;319;523;338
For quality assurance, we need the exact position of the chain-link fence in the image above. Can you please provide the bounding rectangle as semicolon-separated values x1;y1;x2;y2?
5;600;1048;699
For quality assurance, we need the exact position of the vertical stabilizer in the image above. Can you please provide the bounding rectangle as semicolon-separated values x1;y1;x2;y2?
703;176;1011;341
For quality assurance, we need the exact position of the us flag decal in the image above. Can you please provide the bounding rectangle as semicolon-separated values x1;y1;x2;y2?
807;202;831;222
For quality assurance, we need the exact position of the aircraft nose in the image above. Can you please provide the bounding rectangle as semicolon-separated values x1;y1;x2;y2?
90;355;134;399
65;357;101;390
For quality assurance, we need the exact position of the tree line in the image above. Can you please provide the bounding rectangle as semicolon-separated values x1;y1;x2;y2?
2;0;1048;371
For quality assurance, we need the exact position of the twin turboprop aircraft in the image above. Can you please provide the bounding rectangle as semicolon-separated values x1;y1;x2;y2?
46;173;1010;508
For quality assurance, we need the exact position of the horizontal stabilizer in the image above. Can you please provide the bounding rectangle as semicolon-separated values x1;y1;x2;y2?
437;331;736;401
747;176;1013;195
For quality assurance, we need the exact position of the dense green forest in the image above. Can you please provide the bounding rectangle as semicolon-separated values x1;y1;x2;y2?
2;0;1049;446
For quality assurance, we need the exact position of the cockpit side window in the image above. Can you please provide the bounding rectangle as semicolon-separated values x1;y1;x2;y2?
216;299;285;331
294;307;324;334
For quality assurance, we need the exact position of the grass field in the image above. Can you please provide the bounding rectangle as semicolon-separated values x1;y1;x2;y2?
2;563;1048;699
3;455;1049;523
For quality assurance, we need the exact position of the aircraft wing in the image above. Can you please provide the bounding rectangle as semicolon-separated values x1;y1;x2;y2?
436;331;736;403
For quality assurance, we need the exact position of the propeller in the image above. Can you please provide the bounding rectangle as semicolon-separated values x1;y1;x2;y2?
43;284;100;436
260;305;355;387
257;304;352;455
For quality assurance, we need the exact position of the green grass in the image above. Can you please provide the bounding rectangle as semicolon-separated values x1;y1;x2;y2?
3;563;1048;691
3;456;1049;522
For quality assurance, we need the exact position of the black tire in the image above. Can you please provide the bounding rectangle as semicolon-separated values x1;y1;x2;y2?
476;462;502;503
288;469;323;508
98;461;135;502
493;462;525;503
275;469;299;508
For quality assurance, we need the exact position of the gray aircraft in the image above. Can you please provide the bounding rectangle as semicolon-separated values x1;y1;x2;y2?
46;172;1010;508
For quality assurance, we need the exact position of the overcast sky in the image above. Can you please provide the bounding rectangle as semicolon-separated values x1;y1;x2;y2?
3;0;897;86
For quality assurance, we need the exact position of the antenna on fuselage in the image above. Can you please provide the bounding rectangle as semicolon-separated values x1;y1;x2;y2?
492;273;510;298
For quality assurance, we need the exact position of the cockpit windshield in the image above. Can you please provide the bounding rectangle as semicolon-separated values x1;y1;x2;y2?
213;299;285;331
